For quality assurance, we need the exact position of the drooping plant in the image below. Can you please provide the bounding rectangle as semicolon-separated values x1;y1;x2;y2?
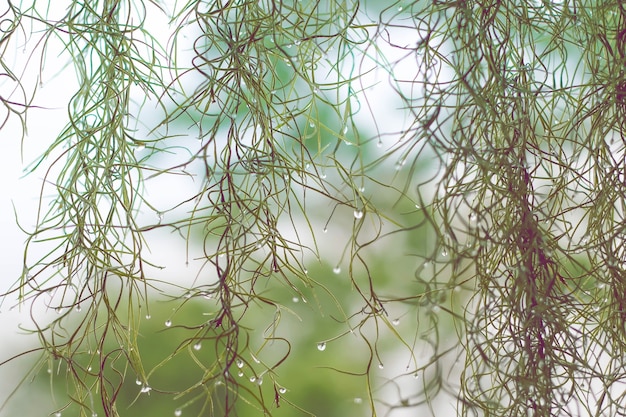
2;0;626;416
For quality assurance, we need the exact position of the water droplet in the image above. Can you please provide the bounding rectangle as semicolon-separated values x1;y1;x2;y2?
378;363;384;369
256;376;264;385
295;39;302;46
165;320;172;327
317;342;327;351
145;314;151;320
236;358;245;368
353;210;363;219
193;342;202;351
413;372;419;379
354;397;363;404
237;370;244;377
249;376;257;383
54;412;62;417
342;125;348;134
279;387;287;394
135;378;142;385
92;413;97;417
398;5;403;11
441;249;448;257
75;305;82;312
431;305;441;314
286;44;292;48
377;141;383;148
174;409;182;417
323;227;328;233
333;266;341;274
292;296;300;303
392;319;400;326
140;385;152;393
156;212;164;222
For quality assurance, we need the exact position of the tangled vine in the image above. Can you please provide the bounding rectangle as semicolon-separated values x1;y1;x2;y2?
2;1;626;416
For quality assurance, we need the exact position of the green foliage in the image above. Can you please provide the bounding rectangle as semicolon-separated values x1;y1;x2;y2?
3;0;626;416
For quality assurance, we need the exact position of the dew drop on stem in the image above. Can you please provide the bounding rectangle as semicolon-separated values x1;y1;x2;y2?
317;342;327;351
333;266;341;274
165;319;172;327
353;210;363;219
174;409;182;417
